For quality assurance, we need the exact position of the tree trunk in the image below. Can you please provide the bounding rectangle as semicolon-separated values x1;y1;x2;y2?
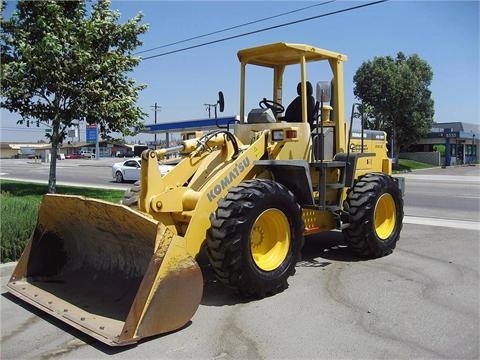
47;119;60;193
392;122;401;165
48;145;58;193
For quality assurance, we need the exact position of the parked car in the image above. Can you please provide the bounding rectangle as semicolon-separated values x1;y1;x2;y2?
115;150;135;158
111;158;173;183
80;150;95;159
65;153;82;159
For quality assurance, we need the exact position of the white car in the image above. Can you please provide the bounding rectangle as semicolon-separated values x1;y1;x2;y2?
80;150;95;159
112;158;173;183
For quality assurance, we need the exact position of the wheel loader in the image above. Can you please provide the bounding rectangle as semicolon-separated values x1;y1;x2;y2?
7;42;404;346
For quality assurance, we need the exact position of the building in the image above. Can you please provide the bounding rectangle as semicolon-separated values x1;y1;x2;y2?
0;141;133;159
406;122;478;166
0;142;51;159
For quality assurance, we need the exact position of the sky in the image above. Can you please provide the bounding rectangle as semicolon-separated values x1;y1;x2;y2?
1;0;479;143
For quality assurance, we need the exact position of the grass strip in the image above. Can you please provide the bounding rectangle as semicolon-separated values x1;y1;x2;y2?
394;159;435;172
0;180;124;263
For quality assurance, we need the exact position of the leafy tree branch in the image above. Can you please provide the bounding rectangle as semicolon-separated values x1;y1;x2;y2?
1;0;148;193
353;52;434;159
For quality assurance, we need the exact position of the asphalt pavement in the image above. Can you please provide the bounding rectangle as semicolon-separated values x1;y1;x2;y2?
1;163;479;359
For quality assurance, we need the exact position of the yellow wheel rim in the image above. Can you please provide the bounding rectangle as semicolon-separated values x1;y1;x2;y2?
374;193;396;240
250;208;290;271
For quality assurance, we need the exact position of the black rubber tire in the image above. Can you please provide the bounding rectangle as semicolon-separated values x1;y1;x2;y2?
206;179;304;298
122;181;140;207
342;173;403;258
115;171;124;183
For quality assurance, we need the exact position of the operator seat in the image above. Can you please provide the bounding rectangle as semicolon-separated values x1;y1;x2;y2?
283;81;316;127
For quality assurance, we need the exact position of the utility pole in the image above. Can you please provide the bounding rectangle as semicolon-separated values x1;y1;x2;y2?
151;103;162;148
204;103;216;118
204;92;224;119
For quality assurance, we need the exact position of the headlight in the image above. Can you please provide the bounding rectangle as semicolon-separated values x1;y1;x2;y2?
272;130;284;141
271;128;298;142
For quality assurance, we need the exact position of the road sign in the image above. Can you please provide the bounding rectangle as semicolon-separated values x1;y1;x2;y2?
86;124;97;143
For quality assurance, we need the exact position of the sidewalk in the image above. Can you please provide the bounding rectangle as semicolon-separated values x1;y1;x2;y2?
0;262;16;287
399;164;479;177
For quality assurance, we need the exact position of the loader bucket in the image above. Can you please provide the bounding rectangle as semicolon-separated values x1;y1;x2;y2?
7;194;203;346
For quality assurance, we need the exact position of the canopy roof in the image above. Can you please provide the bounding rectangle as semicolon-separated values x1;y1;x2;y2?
237;42;347;67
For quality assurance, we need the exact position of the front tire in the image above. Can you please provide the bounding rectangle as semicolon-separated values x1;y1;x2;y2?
115;171;124;183
343;173;403;258
206;179;304;298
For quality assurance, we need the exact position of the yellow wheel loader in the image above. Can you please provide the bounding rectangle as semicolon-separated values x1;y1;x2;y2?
7;43;404;346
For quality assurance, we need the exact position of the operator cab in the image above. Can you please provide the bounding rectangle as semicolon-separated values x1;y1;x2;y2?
249;80;317;126
237;42;348;158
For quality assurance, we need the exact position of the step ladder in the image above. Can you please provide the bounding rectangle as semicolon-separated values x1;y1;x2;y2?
309;160;346;212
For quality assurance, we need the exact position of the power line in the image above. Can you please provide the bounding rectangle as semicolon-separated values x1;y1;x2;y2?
142;1;388;61
136;1;336;55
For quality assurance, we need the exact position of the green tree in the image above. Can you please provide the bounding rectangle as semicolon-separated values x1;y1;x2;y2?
1;0;148;193
353;52;434;158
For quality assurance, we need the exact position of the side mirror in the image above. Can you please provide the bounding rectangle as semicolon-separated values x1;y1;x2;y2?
218;91;224;112
316;81;331;103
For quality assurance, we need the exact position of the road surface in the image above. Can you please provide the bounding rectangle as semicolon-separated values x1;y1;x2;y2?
1;163;479;359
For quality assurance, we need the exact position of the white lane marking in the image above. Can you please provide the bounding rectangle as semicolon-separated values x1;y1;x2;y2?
401;174;480;183
453;195;480;199
404;215;480;231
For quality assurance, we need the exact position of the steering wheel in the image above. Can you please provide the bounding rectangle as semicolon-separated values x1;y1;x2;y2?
259;98;285;115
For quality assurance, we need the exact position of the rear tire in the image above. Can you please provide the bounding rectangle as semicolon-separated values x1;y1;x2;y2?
343;173;403;258
206;179;304;298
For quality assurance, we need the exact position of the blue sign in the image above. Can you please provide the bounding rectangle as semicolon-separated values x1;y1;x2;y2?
86;124;97;143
